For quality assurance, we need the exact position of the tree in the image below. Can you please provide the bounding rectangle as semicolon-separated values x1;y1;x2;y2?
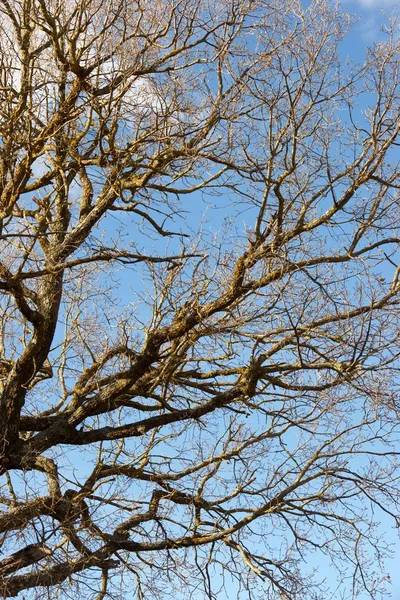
0;0;399;597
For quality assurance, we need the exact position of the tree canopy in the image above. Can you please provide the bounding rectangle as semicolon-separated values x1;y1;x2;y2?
0;0;399;598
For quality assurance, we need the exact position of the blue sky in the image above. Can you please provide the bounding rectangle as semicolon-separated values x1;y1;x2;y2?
154;3;400;596
308;2;400;599
349;0;398;8
2;1;398;598
91;4;400;598
343;0;398;48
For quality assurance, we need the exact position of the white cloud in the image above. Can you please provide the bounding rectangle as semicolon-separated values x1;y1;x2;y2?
353;0;398;7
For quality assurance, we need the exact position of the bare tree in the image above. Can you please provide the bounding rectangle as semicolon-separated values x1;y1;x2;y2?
0;0;399;598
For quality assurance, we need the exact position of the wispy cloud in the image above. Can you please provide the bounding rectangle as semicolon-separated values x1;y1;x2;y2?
353;0;398;8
